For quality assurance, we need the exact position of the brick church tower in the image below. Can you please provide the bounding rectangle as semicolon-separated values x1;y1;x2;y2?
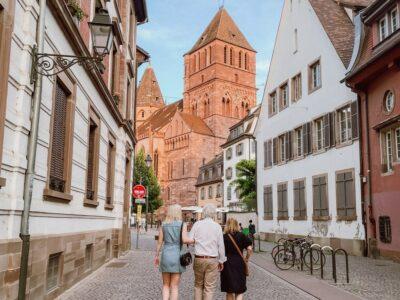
183;8;257;141
136;65;165;128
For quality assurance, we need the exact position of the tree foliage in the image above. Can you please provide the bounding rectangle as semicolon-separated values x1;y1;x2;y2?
230;159;256;211
133;149;162;213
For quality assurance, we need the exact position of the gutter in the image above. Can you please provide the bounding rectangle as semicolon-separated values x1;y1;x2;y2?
18;0;47;298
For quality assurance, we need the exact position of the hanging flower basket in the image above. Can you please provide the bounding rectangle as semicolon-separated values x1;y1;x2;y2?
67;0;88;24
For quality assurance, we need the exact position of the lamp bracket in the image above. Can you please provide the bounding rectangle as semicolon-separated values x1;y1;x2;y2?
30;45;103;84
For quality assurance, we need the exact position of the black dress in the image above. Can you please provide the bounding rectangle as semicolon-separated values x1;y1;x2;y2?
220;231;252;294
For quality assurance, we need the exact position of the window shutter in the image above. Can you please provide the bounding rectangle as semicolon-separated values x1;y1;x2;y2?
313;177;321;217
288;131;293;160
285;132;290;161
268;140;272;167
50;82;68;192
345;172;356;216
273;138;278;165
300;180;306;216
307;122;313;155
324;114;330;148
268;96;272;116
283;184;288;217
294;181;300;217
264;141;268;168
329;112;336;147
351;101;359;140
263;186;268;218
302;123;308;155
336;173;346;217
320;176;328;216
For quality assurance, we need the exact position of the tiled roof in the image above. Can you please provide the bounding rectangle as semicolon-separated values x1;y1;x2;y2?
179;113;214;136
137;100;183;137
137;66;164;108
309;0;358;67
336;0;374;8
188;8;255;54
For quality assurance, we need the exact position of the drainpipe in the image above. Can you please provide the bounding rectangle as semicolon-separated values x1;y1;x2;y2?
18;0;47;298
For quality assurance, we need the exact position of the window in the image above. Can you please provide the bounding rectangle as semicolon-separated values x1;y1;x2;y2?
336;170;356;219
110;43;120;100
226;148;232;160
106;135;116;207
269;91;277;116
208;186;213;198
141;110;145;118
293;179;306;219
379;216;392;243
338;105;352;143
313;175;329;218
126;78;132;120
245;53;248;70
224;46;227;64
227;186;232;200
309;60;321;92
216;184;222;197
314;118;324;151
46;253;61;292
236;143;243;156
391;7;399;32
291;73;302;102
277;183;288;219
230;48;233;65
379;16;388;41
226;167;233;180
238;51;242;68
294;127;303;157
86;110;100;202
201;187;205;200
182;159;185;175
384;90;395;113
382;130;394;173
294;28;298;53
263;186;273;219
264;140;273;168
85;244;93;271
46;77;75;198
396;128;400;160
279;83;289;110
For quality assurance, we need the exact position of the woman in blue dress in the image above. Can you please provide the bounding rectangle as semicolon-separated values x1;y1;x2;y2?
155;204;194;300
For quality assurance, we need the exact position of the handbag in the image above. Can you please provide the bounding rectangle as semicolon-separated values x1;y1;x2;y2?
228;233;249;276
179;222;192;267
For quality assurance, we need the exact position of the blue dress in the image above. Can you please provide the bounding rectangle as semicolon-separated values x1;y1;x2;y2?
160;221;186;273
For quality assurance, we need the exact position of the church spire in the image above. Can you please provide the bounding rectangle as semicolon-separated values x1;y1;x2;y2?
137;65;165;108
187;7;255;54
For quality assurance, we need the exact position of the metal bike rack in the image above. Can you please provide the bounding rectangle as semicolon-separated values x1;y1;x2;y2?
309;244;321;275
320;246;334;280
333;248;349;283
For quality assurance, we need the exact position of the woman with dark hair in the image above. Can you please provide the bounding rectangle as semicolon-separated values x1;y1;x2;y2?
221;218;253;300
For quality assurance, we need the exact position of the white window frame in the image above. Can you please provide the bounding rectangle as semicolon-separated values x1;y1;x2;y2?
396;128;400;161
314;118;324;151
311;61;321;90
295;127;303;157
280;83;289;108
380;16;388;41
271;92;277;115
226;148;232;160
386;131;393;172
338;105;352;143
391;7;399;33
279;134;286;162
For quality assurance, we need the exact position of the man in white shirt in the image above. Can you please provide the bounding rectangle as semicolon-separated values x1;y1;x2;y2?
190;204;226;300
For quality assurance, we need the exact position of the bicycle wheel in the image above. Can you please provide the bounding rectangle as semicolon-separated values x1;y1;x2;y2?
303;249;326;270
271;244;284;258
273;248;295;270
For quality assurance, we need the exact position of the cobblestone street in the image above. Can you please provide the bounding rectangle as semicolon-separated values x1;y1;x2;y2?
57;229;400;300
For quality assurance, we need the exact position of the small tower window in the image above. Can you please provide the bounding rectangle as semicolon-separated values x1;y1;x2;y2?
141;111;145;118
224;46;227;64
245;53;248;70
230;48;234;65
238;51;242;68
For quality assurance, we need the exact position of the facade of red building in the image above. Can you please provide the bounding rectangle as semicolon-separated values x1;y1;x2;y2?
346;0;400;261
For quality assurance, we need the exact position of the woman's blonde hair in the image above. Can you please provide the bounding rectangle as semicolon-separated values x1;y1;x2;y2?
165;204;182;223
224;218;240;234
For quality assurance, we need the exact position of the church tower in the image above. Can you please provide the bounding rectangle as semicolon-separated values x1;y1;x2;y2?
136;66;165;129
183;8;257;141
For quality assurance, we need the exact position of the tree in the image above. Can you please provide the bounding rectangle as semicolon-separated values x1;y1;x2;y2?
230;159;256;211
133;149;162;214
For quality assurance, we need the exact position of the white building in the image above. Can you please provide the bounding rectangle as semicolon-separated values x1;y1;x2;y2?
255;0;368;255
222;106;259;212
0;0;148;298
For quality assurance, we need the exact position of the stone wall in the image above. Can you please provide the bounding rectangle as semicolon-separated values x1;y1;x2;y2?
0;229;122;300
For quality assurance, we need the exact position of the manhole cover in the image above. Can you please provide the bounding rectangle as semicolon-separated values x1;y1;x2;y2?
107;262;128;268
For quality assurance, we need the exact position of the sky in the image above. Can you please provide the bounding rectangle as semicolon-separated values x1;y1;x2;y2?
137;0;284;104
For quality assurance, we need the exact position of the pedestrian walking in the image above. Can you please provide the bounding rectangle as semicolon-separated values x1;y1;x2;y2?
221;218;253;300
155;204;194;300
248;220;256;248
190;204;226;300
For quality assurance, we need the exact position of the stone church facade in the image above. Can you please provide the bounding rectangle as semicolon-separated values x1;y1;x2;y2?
136;8;256;206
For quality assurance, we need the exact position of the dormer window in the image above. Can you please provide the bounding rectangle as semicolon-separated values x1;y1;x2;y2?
378;7;399;42
391;7;399;32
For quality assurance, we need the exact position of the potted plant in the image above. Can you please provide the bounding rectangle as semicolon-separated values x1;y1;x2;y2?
67;0;88;26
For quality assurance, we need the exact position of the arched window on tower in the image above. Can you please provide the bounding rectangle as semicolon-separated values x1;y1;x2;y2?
154;150;159;177
205;48;208;66
245;53;248;70
209;46;212;64
230;48;234;65
197;53;200;71
224;46;227;64
239;51;242;68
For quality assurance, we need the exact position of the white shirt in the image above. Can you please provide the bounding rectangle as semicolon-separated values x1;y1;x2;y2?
189;218;226;263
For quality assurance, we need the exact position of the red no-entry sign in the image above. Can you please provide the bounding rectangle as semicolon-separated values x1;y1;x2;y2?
132;185;146;199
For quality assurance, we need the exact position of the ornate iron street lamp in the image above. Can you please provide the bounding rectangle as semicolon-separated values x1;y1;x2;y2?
30;8;114;84
145;154;152;231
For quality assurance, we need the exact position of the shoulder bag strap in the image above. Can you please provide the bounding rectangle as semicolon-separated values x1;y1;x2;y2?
228;234;246;263
179;222;183;250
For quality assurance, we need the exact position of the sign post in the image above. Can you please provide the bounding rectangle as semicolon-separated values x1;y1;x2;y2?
133;185;146;249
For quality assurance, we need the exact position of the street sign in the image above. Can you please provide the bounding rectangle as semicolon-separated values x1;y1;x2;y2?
137;204;142;220
135;198;146;204
132;184;146;199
